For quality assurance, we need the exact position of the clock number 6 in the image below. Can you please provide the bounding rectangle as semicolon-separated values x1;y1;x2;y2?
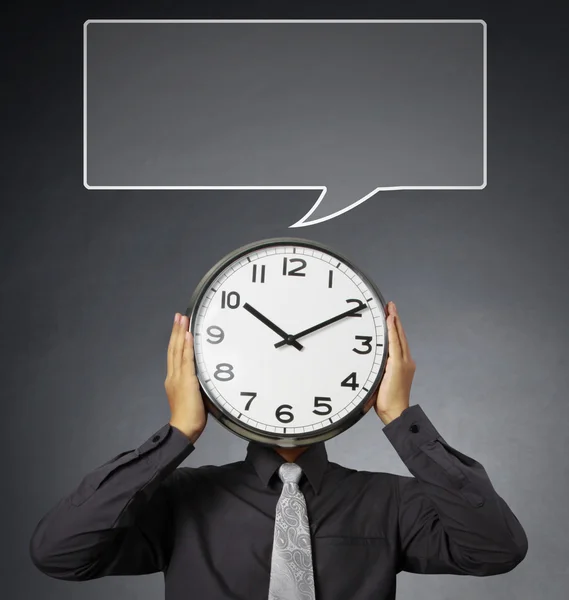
214;363;234;381
353;335;372;354
313;396;332;416
276;404;294;423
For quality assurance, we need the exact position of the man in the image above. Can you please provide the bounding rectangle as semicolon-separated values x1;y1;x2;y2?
29;302;528;599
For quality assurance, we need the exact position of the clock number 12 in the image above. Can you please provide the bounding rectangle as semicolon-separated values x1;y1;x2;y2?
282;257;307;277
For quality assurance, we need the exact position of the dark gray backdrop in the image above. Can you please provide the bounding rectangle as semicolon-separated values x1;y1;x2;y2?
2;2;568;599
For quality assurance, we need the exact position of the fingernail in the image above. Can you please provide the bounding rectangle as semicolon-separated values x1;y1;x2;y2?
185;331;191;341
392;302;397;312
174;313;179;323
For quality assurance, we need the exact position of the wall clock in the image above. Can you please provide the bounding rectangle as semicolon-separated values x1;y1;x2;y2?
185;238;388;447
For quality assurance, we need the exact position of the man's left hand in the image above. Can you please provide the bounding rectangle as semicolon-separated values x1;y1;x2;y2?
365;301;416;425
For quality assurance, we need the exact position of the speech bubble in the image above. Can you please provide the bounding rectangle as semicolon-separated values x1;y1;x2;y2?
84;19;486;227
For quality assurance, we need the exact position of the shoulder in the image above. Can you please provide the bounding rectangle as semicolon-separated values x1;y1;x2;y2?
165;460;248;488
326;459;403;492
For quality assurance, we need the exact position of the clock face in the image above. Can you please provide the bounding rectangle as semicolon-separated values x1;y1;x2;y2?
188;239;388;445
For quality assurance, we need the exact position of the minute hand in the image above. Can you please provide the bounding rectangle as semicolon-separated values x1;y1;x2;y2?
274;302;367;348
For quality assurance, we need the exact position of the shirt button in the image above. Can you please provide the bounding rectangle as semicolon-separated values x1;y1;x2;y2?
152;435;161;443
409;424;420;433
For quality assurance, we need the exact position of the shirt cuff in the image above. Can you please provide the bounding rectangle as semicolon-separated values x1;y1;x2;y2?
137;422;195;458
382;404;445;462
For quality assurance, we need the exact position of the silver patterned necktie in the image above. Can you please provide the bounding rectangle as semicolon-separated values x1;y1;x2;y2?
268;462;316;600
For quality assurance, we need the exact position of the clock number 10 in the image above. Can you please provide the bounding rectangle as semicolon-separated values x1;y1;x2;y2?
220;291;240;309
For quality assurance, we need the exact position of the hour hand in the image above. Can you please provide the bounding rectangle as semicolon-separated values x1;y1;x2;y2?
243;303;303;351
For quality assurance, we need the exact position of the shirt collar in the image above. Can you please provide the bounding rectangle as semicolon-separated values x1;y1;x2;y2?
245;441;328;495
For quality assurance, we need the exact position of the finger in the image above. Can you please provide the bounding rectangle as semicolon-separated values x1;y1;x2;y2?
167;313;180;376
172;314;187;373
387;311;402;360
392;304;412;361
182;329;195;370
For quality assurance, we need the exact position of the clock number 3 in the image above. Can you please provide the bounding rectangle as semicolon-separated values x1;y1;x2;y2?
353;335;372;354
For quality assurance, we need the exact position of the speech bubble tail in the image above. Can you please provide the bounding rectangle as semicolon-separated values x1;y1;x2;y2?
289;186;381;228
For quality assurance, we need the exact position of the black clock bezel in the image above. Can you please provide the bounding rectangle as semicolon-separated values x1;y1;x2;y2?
185;237;389;448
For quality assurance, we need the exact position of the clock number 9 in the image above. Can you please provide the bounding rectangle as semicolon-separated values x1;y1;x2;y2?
206;326;225;344
276;404;294;423
214;363;234;381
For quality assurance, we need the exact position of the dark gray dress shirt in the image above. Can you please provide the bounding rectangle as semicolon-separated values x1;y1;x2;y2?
29;404;528;599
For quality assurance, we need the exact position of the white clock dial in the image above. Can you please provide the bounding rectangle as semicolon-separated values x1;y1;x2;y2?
191;241;387;440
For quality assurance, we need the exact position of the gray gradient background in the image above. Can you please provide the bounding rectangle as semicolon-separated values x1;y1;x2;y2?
86;21;483;224
2;2;569;600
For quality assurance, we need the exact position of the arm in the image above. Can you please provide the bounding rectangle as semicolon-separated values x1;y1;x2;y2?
371;302;527;576
30;312;208;580
29;423;194;580
384;404;528;576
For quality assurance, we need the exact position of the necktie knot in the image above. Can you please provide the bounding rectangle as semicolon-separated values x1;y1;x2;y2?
278;462;302;485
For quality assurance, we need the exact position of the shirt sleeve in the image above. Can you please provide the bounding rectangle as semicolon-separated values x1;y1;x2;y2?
383;404;528;577
29;423;195;580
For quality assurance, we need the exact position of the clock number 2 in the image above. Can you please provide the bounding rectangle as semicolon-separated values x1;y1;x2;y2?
341;372;359;391
240;391;257;410
313;396;332;415
345;299;364;316
214;363;234;381
353;335;373;354
276;404;294;423
282;257;307;277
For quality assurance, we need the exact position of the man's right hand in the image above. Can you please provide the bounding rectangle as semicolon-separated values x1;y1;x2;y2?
165;313;207;444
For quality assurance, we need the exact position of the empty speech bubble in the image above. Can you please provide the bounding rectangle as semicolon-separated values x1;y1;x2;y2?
84;19;486;226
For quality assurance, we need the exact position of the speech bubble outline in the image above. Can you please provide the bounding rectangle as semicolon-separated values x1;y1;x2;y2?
83;19;487;227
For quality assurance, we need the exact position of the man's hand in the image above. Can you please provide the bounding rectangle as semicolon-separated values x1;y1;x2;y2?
366;302;416;425
165;313;207;444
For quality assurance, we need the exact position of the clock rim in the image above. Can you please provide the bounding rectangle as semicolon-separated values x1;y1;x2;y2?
185;237;389;447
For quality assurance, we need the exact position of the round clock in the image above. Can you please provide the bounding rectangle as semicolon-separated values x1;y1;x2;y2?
185;238;388;447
